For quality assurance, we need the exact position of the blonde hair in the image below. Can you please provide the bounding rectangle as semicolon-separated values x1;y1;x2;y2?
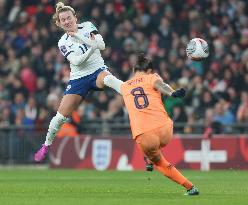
52;2;76;27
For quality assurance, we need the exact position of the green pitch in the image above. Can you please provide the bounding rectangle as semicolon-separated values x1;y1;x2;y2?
0;169;247;205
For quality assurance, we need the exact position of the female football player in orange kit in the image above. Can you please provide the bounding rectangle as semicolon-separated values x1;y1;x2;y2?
121;53;199;196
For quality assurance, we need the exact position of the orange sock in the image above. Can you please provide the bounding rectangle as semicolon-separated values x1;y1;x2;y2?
154;155;193;190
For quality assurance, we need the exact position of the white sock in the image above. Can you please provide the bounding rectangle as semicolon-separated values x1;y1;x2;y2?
44;112;68;146
103;75;123;94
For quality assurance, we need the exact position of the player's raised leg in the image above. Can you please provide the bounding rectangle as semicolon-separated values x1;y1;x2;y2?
96;70;123;94
34;94;82;162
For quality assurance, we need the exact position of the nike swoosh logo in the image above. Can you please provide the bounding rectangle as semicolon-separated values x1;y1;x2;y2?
49;136;91;165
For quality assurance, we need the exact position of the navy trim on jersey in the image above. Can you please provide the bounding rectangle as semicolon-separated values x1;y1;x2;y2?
78;26;84;29
90;30;99;35
66;34;69;40
65;51;74;58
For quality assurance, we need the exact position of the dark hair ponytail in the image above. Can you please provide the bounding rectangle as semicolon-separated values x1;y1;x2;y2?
134;53;153;72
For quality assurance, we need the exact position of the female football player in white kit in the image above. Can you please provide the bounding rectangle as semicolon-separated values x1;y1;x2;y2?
34;2;123;161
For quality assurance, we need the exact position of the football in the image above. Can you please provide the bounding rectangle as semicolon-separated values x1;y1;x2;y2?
186;38;209;61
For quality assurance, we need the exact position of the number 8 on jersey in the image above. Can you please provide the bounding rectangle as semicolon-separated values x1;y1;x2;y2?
131;87;149;109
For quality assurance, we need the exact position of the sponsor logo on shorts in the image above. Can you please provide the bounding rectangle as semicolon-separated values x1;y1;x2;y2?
66;85;71;92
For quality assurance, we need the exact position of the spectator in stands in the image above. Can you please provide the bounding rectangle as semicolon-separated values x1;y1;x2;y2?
212;99;235;133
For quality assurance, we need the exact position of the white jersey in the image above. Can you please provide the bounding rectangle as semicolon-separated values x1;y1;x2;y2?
58;22;105;80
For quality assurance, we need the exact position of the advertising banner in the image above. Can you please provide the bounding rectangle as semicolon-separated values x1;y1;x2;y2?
50;135;248;170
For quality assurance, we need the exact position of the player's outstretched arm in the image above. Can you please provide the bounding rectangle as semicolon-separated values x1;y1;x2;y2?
154;79;175;96
154;79;186;98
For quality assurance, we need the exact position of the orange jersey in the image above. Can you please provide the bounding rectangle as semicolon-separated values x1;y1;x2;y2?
121;73;171;139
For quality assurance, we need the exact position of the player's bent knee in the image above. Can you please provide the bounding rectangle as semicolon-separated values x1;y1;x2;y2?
58;105;74;117
58;95;82;117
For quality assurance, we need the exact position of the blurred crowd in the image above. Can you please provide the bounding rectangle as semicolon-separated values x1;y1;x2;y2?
0;0;248;135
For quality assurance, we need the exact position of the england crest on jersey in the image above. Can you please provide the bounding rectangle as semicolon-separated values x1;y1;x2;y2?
92;139;112;170
60;45;67;54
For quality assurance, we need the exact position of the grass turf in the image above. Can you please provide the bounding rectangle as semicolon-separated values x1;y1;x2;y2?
0;169;247;205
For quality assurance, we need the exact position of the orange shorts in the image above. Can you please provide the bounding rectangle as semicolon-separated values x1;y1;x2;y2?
135;119;173;158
